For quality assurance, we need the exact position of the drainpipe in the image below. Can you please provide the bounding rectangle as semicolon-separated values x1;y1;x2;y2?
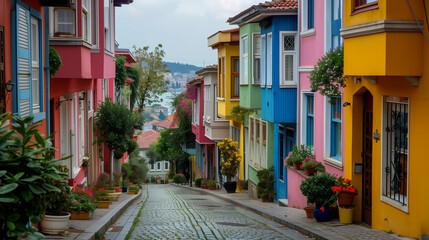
45;7;50;136
296;0;301;146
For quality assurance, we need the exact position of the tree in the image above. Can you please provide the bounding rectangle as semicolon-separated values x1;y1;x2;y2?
115;55;127;102
128;149;148;184
127;66;140;110
132;44;170;114
158;111;166;121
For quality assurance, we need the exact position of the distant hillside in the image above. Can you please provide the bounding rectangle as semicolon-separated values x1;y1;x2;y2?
165;62;201;74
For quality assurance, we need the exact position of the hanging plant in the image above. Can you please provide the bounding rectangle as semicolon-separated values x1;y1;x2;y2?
49;47;62;77
309;47;345;104
230;105;254;123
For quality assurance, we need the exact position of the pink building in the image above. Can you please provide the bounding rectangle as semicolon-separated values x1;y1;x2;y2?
49;0;133;187
287;0;345;208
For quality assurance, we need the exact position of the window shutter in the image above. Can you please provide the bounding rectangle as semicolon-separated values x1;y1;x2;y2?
0;26;5;114
16;5;32;118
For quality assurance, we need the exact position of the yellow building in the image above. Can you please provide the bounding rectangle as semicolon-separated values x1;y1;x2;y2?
341;1;428;238
208;29;245;192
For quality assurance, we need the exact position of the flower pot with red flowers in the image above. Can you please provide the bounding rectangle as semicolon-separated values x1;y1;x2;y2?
81;156;89;168
69;189;97;219
94;189;112;208
332;177;358;206
207;180;217;190
201;180;208;189
302;160;326;176
284;145;314;171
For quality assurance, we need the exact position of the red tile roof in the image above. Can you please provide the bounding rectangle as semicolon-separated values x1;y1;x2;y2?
228;0;297;24
266;0;297;10
136;130;160;149
145;120;160;126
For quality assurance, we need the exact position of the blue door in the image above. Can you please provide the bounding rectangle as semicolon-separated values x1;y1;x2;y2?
276;128;287;200
331;0;341;49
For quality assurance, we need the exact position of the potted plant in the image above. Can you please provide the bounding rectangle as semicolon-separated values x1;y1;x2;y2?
95;172;111;190
81;155;89;168
128;185;139;195
69;190;97;220
113;173;122;193
0;114;72;239
332;176;357;206
41;166;72;235
121;179;132;192
167;172;174;183
304;204;315;218
284;145;314;170
218;138;241;193
309;47;345;104
201;180;208;189
207;180;217;190
299;173;337;222
195;178;204;188
256;167;275;202
302;159;325;176
94;189;112;208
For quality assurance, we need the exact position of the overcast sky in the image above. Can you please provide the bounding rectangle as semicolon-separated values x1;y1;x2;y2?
115;0;262;67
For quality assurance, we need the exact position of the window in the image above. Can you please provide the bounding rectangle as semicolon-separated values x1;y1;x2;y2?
302;0;315;31
253;34;261;85
280;33;297;86
382;96;409;208
150;163;155;171
0;26;4;114
306;94;314;146
266;33;272;87
330;96;342;160
218;57;225;98
157;162;161;171
279;126;285;180
78;93;85;163
204;85;211;123
231;57;239;98
164;161;169;171
240;35;248;85
102;79;109;100
231;125;241;149
249;116;268;170
260;35;266;88
104;0;113;52
192;87;199;124
54;7;75;37
355;0;377;8
82;0;91;42
15;3;44;120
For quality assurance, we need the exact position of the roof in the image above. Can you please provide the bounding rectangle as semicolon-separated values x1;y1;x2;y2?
207;28;240;48
187;75;203;85
115;48;136;64
195;64;217;75
136;130;160;149
227;0;298;25
144;120;160;126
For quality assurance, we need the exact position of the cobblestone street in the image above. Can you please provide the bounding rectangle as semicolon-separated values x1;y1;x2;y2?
128;185;309;240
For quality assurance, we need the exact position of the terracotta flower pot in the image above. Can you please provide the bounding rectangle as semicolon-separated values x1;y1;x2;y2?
337;192;354;206
304;167;317;176
293;161;302;170
304;207;315;218
97;200;111;208
70;211;90;220
114;187;122;193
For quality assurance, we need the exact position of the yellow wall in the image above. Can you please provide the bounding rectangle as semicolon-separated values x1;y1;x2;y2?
217;43;239;119
344;75;429;238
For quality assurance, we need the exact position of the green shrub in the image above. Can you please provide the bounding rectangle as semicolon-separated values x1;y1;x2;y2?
173;174;186;184
129;185;139;193
207;180;217;188
302;160;326;172
121;163;133;180
257;167;275;200
95;173;111;190
49;47;62;77
299;173;337;207
150;176;156;183
195;178;204;188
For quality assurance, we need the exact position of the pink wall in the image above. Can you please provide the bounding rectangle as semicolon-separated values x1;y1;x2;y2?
290;0;345;208
52;46;92;79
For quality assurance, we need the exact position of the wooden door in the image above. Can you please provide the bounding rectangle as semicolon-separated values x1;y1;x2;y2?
362;92;373;226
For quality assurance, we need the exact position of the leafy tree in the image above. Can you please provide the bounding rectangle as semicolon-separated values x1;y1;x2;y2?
158;111;166;121
146;144;160;165
132;44;170;113
0;113;67;240
129;149;148;183
95;101;141;164
115;55;127;102
127;66;140;110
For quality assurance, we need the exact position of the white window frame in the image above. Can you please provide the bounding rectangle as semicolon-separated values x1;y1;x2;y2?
53;7;76;37
279;32;298;87
300;90;312;146
301;0;315;36
104;0;113;52
150;163;155;171
204;85;211;123
82;0;91;43
266;33;272;88
102;78;109;101
260;35;266;88
240;34;248;85
78;92;85;164
323;0;343;52
30;17;40;114
380;96;409;213
252;33;261;85
249;116;268;170
323;96;343;168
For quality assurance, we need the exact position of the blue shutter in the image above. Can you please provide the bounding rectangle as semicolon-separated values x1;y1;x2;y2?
16;4;32;118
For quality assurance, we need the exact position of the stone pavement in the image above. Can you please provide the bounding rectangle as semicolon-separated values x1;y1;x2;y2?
44;189;142;240
127;184;309;240
174;184;415;240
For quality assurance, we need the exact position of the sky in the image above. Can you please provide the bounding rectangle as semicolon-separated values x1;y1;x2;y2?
115;0;262;67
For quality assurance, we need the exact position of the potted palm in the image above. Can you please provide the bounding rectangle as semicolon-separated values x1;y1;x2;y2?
218;138;241;193
299;173;337;222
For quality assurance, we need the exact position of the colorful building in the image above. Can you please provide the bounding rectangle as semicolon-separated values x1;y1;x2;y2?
342;0;428;238
227;10;263;199
1;0;54;138
286;0;345;209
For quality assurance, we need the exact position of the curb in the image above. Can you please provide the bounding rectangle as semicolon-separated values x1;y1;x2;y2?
77;189;143;240
173;184;344;240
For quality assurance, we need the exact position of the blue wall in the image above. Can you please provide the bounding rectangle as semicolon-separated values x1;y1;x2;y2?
260;15;298;124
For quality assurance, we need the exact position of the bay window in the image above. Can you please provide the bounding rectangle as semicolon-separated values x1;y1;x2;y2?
280;33;297;86
240;35;248;85
253;34;261;85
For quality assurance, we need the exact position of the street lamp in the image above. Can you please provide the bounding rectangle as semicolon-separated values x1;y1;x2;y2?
4;82;14;92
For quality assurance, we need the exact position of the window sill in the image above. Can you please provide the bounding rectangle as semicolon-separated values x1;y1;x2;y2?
381;196;408;213
279;84;297;88
240;83;249;86
49;38;93;49
32;112;46;123
217;97;225;101
324;157;343;170
230;98;239;102
287;166;308;179
351;2;378;15
104;50;114;57
300;29;315;38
